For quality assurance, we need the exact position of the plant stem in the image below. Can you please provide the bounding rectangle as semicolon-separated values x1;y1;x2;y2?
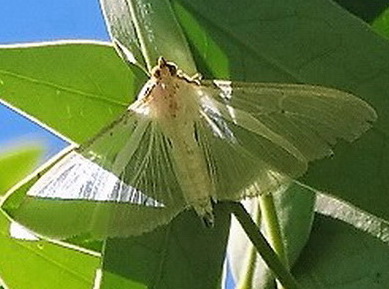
227;201;300;289
259;193;289;289
236;203;260;289
259;194;289;266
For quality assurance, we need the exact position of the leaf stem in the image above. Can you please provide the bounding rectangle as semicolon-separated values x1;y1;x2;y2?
259;193;289;289
259;193;289;268
235;203;260;289
227;201;300;289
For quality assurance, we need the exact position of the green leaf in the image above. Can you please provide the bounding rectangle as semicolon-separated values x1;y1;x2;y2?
100;205;230;289
0;42;146;144
294;212;389;288
172;0;389;223
100;0;197;74
372;7;389;40
0;145;43;195
0;209;99;289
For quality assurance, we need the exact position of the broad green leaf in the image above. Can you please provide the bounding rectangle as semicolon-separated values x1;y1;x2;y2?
173;0;389;223
293;213;389;288
101;205;230;289
0;41;146;144
0;145;43;195
0;209;99;289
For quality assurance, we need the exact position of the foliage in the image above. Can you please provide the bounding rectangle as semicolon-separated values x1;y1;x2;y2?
0;144;43;194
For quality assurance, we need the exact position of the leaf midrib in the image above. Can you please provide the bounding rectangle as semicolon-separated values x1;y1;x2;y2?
0;69;128;108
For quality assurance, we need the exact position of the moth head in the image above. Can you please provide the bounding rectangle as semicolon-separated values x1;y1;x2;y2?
151;57;178;79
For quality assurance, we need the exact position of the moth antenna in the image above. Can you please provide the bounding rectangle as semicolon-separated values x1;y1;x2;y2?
158;56;167;67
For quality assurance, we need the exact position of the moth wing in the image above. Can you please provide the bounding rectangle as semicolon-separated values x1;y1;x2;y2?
196;81;376;201
16;111;187;238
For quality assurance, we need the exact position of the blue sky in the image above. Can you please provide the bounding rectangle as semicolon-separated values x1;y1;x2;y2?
0;1;108;44
0;0;110;160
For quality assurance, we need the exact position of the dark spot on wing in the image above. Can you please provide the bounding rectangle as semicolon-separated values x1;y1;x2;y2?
166;137;173;149
193;123;200;143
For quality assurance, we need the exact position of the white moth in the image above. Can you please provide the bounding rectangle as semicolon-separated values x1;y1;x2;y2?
22;57;376;237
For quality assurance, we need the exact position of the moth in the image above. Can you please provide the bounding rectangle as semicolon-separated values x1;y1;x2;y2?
18;57;376;237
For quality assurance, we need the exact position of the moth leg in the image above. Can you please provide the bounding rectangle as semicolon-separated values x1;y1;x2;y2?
200;197;216;228
201;211;215;228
